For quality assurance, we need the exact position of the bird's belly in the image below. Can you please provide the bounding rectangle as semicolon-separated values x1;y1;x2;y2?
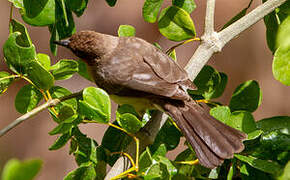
109;94;155;115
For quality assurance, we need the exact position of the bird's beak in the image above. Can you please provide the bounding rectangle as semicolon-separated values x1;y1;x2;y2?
53;39;70;47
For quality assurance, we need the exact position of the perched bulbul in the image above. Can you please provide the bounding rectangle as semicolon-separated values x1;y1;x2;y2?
55;31;247;168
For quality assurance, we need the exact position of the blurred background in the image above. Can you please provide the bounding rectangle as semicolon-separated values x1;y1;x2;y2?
0;0;289;179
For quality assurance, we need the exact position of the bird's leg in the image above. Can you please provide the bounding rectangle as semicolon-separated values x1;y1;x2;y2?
108;123;140;179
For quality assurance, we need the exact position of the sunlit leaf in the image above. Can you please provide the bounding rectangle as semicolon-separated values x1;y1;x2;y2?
2;159;42;180
118;25;136;37
158;6;196;41
273;46;290;86
172;0;196;14
142;0;164;23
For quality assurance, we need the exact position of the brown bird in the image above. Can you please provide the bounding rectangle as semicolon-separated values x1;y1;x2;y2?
55;31;247;168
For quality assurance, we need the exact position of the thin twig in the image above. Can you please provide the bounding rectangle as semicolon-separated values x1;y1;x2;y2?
0;99;59;137
105;0;287;178
0;91;83;138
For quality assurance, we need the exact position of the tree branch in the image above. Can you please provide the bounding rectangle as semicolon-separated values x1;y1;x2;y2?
219;0;286;46
185;0;287;81
204;0;216;35
105;0;287;178
0;91;82;138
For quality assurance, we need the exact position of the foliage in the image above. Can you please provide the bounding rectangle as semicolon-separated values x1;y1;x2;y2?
1;0;289;179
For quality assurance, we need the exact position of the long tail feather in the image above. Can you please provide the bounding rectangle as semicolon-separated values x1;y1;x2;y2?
161;100;247;168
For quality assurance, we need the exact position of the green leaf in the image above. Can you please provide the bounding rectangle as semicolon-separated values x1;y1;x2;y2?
50;59;78;80
210;106;231;124
2;159;42;180
49;122;74;135
118;25;136;37
263;1;288;52
168;49;177;61
139;147;153;172
151;119;181;151
116;113;142;134
64;163;96;180
275;15;290;50
71;128;99;166
8;0;24;9
191;65;221;100
229;80;262;112
101;121;131;166
25;61;55;90
158;6;196;41
211;107;260;139
278;161;290;180
260;130;290;151
21;0;55;26
235;154;282;175
67;0;88;17
142;0;164;23
153;42;162;50
49;24;59;56
0;72;14;94
152;144;167;158
257;116;290;134
143;163;170;179
49;86;78;117
49;104;78;128
77;60;94;82
10;19;32;47
49;132;72;150
240;163;273;180
247;129;263;140
105;0;117;7
155;156;178;176
55;0;76;39
15;85;43;114
172;0;196;14
117;104;139;117
59;105;78;123
210;72;228;99
23;0;49;18
3;32;36;74
36;53;51;70
174;148;196;177
273;46;290;86
228;111;257;134
227;162;235;180
80;87;111;123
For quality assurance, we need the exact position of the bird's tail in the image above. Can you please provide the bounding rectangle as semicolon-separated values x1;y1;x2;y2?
160;100;247;168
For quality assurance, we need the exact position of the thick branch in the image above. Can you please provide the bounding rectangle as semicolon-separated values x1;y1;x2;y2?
185;0;286;81
105;0;287;178
204;0;216;35
219;0;287;46
0;91;82;138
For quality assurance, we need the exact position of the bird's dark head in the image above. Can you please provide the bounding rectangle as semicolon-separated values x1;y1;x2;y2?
54;31;118;62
